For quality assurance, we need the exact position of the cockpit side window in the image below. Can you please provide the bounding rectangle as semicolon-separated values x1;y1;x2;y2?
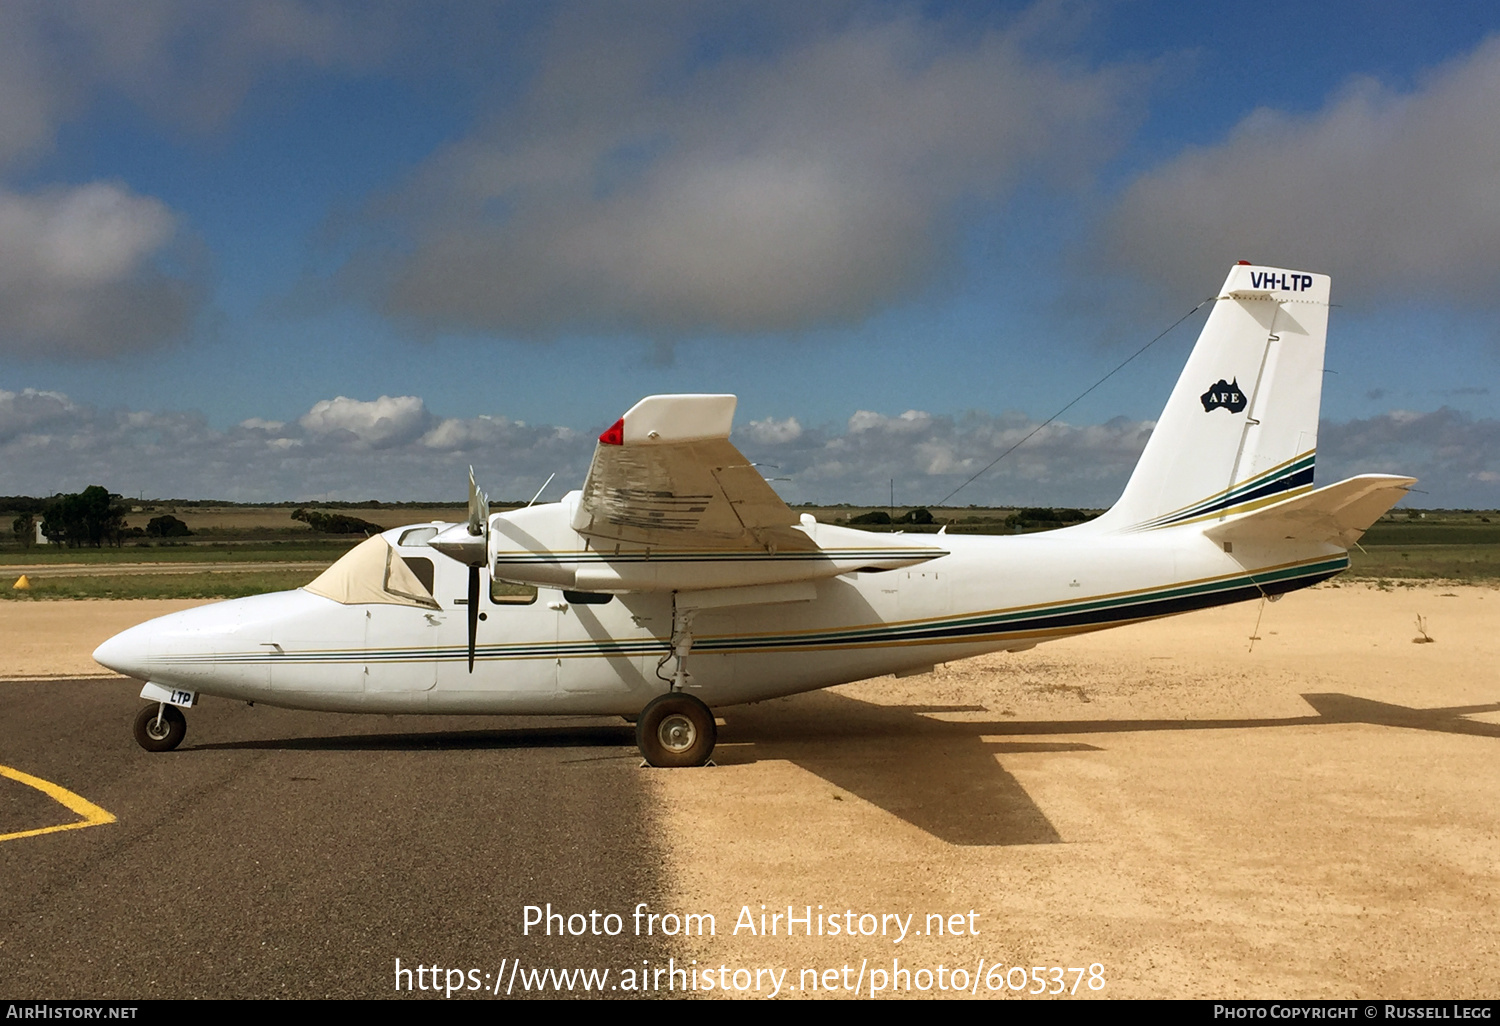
404;556;435;597
398;526;440;547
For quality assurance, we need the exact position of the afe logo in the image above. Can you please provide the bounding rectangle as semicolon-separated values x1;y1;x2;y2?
1201;378;1247;413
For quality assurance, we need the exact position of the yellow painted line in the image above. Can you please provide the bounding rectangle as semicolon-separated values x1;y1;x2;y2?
0;763;116;843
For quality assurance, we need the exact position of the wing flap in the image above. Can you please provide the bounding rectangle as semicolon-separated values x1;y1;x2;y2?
1203;474;1417;548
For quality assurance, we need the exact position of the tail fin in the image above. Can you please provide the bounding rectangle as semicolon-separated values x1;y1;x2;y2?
1097;263;1330;531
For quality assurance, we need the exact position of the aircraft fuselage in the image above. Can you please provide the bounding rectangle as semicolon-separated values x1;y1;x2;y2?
94;513;1346;718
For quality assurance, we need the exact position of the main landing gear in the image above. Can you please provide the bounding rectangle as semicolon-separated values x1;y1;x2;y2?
133;703;186;752
636;692;716;768
636;597;716;767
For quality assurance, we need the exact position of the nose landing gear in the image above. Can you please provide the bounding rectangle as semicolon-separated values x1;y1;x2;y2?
133;703;186;752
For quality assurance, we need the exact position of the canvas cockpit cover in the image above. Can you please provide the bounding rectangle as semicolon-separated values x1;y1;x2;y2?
303;535;442;610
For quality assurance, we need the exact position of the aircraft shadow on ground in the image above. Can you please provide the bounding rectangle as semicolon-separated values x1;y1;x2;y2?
715;692;1090;847
192;722;637;753
187;691;1500;848
712;690;1500;847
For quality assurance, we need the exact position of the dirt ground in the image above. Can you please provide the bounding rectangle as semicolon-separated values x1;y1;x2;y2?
4;583;1495;998
650;582;1500;999
0;599;203;680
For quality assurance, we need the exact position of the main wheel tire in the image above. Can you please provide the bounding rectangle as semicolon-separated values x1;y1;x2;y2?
133;704;186;753
635;693;716;768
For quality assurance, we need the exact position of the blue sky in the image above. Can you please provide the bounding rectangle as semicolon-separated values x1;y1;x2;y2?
2;1;1497;507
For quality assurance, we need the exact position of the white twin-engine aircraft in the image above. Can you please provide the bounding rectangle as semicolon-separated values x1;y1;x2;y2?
96;263;1414;767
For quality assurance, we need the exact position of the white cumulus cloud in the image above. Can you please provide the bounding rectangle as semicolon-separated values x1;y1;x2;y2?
1101;35;1500;307
744;416;802;445
0;1;396;168
298;395;433;449
0;1;408;358
355;6;1139;338
2;387;1488;508
0;387;77;442
847;409;934;434
0;182;204;358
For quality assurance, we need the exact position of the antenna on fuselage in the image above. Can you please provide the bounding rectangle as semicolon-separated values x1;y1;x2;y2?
527;473;556;507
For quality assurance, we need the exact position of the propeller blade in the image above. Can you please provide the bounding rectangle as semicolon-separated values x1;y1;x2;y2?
467;565;480;673
467;465;490;537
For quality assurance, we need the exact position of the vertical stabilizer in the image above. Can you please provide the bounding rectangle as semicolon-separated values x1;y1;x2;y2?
1097;264;1330;531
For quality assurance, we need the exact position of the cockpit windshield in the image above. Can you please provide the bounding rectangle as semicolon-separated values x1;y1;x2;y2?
303;535;442;610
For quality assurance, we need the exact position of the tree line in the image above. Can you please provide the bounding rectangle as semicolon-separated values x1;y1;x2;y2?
8;487;191;548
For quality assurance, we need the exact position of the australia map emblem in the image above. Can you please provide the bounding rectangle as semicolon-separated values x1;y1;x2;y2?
1201;378;1247;413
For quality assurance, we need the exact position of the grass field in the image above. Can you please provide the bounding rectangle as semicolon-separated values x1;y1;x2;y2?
4;570;320;600
1343;517;1500;583
0;541;362;565
1346;545;1500;582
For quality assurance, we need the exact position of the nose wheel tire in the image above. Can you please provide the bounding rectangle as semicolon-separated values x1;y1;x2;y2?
133;703;186;752
635;693;716;768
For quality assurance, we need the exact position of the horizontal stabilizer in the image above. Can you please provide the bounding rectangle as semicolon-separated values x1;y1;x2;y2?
1202;474;1417;548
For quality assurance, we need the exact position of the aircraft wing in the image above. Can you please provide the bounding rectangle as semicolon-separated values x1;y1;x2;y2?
570;394;809;551
1202;474;1417;548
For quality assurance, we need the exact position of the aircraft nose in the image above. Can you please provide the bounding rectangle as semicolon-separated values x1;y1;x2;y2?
93;624;152;680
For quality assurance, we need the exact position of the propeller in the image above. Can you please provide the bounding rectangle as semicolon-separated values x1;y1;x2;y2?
432;467;491;674
464;468;489;673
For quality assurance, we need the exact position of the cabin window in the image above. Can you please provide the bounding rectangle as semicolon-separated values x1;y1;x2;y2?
490;579;538;605
562;590;614;605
